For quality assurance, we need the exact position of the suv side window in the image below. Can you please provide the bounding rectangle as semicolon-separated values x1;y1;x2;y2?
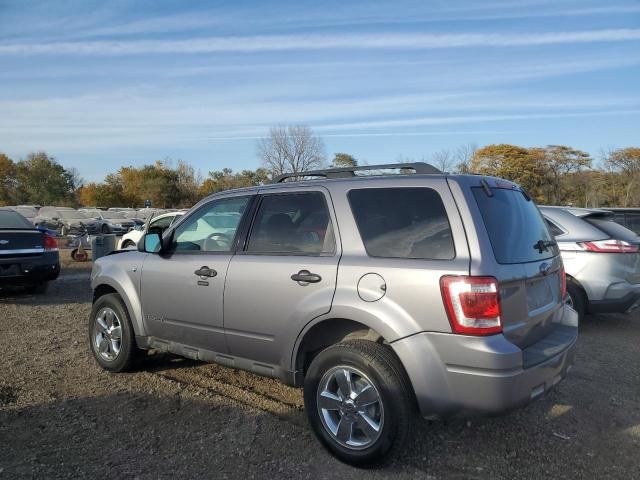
172;196;250;252
246;192;335;255
348;187;455;260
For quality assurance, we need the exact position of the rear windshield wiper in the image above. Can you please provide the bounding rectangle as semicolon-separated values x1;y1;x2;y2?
533;239;557;254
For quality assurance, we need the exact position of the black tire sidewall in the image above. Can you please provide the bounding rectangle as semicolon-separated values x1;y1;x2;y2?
567;281;585;321
89;293;136;372
304;342;411;466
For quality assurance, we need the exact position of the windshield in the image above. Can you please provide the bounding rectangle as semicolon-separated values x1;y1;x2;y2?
473;187;558;264
59;210;89;219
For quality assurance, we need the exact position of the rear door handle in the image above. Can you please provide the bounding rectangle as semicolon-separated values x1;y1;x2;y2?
291;270;322;284
195;266;217;278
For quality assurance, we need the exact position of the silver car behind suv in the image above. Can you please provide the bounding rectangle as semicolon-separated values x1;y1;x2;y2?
540;206;640;321
89;163;578;465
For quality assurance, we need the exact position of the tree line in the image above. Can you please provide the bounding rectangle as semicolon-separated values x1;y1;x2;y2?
1;126;639;209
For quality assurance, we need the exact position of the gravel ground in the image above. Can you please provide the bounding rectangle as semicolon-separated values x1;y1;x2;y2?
1;253;639;479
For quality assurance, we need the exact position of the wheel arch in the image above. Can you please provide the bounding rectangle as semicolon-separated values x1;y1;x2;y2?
92;278;145;336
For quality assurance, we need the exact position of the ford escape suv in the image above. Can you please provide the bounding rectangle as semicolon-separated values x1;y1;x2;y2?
89;163;578;465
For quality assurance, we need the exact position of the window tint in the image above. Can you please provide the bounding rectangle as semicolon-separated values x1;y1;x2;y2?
621;213;640;235
173;196;249;252
544;218;565;237
473;188;557;264
348;188;454;260
0;210;34;228
246;192;335;255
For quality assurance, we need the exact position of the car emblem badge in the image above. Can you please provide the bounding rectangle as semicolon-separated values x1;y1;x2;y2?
0;240;9;245
539;262;550;276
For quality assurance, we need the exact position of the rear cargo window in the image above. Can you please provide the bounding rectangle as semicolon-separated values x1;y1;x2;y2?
0;210;34;229
472;188;558;264
348;187;455;260
584;216;639;243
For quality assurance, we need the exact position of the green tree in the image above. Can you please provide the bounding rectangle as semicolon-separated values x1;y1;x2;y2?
471;144;546;201
15;152;81;206
332;153;358;168
605;147;640;206
200;168;269;196
540;145;592;204
0;153;17;206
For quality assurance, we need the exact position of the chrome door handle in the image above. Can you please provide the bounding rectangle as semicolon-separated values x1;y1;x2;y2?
291;270;322;283
194;266;217;278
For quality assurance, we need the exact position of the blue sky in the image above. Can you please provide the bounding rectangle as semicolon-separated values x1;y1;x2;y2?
0;0;639;182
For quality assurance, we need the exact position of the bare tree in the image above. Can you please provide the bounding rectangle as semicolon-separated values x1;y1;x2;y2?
454;143;477;173
257;125;326;178
430;149;454;172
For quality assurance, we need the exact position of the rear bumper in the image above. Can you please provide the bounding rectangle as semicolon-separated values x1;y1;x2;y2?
0;252;60;285
392;305;578;418
589;289;640;314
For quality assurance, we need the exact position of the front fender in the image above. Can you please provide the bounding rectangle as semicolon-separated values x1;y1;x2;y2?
91;252;146;336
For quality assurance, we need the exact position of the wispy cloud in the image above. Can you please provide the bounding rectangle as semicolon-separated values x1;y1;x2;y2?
1;29;640;55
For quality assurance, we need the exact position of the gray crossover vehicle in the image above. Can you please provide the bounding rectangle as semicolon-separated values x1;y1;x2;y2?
89;163;577;465
540;206;640;321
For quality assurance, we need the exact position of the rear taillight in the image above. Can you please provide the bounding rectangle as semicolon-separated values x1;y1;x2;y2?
440;276;502;336
580;240;639;253
43;233;58;251
560;265;567;299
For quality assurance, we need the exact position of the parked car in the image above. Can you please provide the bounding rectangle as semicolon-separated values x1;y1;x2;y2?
540;206;640;321
35;207;100;235
8;206;38;222
80;209;135;234
89;163;577;465
118;211;184;249
0;207;60;293
601;208;640;236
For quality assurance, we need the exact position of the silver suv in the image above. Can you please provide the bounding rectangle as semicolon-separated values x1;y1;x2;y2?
540;206;640;321
89;163;578;465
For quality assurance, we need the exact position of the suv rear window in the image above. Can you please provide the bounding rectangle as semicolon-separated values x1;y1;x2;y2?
584;215;639;243
473;187;558;264
348;187;455;260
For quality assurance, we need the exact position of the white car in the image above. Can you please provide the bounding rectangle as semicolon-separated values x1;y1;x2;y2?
118;211;184;249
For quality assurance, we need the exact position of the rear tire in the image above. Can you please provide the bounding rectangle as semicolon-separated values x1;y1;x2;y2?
304;340;416;466
89;293;139;372
566;281;586;323
101;224;110;234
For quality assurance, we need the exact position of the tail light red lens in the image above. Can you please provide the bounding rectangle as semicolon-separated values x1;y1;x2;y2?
440;276;502;336
560;265;567;299
43;233;58;251
581;240;639;253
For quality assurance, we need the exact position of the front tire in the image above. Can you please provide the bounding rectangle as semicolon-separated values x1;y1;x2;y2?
304;340;416;466
121;240;136;249
89;293;139;372
101;224;110;234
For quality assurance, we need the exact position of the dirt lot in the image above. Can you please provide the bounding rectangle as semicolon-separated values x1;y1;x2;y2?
1;253;639;479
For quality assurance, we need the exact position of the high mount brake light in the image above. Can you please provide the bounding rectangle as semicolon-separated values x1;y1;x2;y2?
440;276;502;336
581;240;639;253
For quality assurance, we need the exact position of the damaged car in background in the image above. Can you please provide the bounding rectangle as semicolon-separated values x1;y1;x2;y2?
35;207;100;235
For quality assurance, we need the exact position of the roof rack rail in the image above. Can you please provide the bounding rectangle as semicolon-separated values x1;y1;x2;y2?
272;162;442;183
